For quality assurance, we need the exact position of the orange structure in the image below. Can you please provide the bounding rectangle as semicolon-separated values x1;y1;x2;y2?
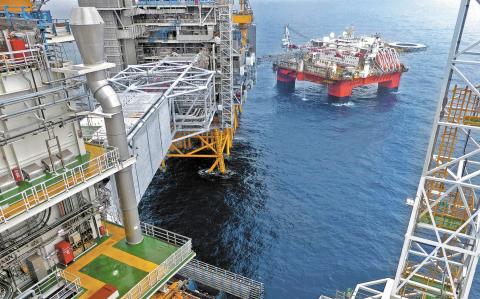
277;68;403;98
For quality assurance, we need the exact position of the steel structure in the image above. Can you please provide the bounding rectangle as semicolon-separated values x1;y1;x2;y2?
79;0;256;175
179;259;265;299
393;1;480;297
218;0;234;129
109;55;216;137
322;1;480;298
0;5;263;299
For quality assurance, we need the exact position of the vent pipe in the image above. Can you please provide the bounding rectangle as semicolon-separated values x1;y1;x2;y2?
70;7;143;245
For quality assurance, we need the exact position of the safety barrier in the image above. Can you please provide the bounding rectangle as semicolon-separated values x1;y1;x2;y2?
0;147;120;224
122;223;194;299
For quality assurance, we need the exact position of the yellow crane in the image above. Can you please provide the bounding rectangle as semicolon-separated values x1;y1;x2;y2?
0;0;47;13
233;0;254;48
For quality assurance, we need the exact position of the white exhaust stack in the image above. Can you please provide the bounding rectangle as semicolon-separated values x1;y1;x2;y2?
70;7;143;245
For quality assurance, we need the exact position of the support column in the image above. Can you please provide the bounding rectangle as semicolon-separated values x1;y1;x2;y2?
214;129;226;174
276;68;296;92
328;81;353;99
378;73;402;93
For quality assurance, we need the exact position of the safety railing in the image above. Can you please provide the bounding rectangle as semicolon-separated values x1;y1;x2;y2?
19;269;82;299
349;278;394;299
50;19;71;36
0;48;45;73
122;223;193;299
178;259;265;299
0;147;120;224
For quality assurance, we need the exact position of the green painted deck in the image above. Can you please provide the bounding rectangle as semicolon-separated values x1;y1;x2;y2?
65;222;193;299
114;235;178;264
0;153;90;206
80;254;148;296
420;214;465;232
409;274;452;298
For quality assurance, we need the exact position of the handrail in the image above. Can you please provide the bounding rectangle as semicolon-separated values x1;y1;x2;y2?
0;48;44;72
17;269;82;299
0;147;120;224
121;223;193;299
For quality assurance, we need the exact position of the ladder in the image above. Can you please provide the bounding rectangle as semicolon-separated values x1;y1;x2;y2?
217;0;233;129
44;123;63;171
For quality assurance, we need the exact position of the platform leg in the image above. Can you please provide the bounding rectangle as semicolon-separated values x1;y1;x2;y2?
378;73;401;93
214;129;226;174
277;68;296;92
328;81;353;99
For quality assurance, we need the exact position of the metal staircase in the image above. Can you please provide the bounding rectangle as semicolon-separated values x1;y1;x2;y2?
100;11;124;74
217;0;234;129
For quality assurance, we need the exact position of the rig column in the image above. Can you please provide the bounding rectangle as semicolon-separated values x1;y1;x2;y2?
214;129;226;174
276;67;296;91
378;72;402;93
328;81;354;99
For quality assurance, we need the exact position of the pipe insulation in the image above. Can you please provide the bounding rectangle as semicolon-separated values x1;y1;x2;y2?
70;7;143;244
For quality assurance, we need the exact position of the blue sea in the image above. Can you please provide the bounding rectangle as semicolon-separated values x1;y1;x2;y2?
49;0;480;297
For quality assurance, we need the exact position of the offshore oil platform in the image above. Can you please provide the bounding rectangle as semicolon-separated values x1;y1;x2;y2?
275;26;407;99
0;0;263;298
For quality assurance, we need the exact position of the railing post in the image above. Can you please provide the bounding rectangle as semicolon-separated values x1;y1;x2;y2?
22;192;30;210
0;206;5;223
97;157;102;174
80;166;86;183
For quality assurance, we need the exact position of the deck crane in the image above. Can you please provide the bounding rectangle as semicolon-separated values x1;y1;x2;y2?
282;24;309;49
322;0;480;298
233;0;254;48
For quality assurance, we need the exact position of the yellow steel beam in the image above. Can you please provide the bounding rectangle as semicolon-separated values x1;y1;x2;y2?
232;14;253;25
0;0;33;13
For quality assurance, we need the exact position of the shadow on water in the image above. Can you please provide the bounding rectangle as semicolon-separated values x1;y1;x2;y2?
138;137;269;277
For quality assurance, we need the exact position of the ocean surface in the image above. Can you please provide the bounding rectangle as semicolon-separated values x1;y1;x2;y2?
49;0;480;297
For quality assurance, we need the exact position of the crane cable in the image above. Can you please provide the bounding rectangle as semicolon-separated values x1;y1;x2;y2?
286;24;310;40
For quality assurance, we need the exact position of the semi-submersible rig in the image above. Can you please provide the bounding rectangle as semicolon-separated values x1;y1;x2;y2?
0;0;262;298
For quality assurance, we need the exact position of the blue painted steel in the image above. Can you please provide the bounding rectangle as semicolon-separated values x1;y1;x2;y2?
137;0;216;5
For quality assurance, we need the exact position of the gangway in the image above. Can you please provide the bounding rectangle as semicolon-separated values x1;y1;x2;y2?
179;259;264;299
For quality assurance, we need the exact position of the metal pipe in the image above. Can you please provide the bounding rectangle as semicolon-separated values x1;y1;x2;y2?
70;7;143;245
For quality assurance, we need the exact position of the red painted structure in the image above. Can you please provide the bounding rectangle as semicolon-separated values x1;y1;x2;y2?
277;68;297;90
55;241;74;265
277;66;403;98
9;38;28;60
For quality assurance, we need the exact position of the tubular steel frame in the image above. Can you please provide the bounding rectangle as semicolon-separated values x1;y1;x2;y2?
107;54;234;173
342;1;480;299
108;54;216;137
217;0;234;129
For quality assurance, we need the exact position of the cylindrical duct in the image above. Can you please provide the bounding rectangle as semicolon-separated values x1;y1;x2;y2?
70;7;143;245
